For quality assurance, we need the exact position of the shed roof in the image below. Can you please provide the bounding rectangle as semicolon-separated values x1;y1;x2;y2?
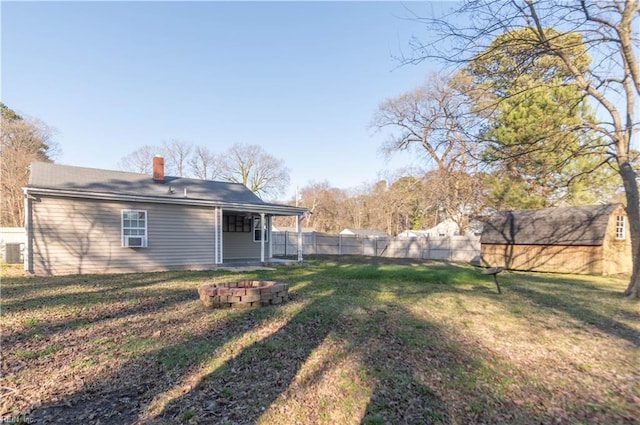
480;204;622;246
26;162;307;216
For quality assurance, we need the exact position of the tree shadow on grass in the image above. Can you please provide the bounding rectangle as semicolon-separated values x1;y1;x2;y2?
25;303;284;424
2;270;213;310
151;290;452;424
2;271;217;351
3;269;273;423
11;261;623;424
148;265;554;424
502;273;640;347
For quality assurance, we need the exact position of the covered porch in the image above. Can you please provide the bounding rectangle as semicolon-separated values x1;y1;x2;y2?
213;205;308;265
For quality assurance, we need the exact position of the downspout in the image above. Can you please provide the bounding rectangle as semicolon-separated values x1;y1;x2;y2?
297;214;304;262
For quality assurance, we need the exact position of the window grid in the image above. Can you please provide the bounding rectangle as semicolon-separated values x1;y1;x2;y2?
122;210;147;247
253;217;268;242
615;216;625;240
223;215;251;232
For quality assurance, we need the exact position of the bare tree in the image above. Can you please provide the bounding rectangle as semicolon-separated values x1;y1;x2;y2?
423;169;486;236
1;103;59;227
298;181;349;233
162;139;192;177
189;145;218;180
117;145;159;174
372;71;479;172
217;143;290;199
371;72;485;233
342;189;370;230
358;175;431;236
406;0;640;297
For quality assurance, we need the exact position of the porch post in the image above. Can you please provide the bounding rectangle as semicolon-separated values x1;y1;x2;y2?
297;214;303;262
267;215;273;260
214;207;223;264
260;212;265;263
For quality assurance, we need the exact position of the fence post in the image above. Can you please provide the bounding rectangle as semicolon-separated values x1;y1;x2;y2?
313;232;317;255
423;235;429;260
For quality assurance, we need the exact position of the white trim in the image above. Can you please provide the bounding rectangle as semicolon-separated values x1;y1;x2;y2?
214;207;223;264
23;191;31;272
253;216;268;243
260;213;265;262
267;215;273;260
121;209;148;248
297;214;304;262
24;187;307;216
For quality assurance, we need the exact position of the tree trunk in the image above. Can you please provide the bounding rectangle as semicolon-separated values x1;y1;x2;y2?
620;163;640;298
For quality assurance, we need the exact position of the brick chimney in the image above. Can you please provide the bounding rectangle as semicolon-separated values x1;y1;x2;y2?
153;155;165;182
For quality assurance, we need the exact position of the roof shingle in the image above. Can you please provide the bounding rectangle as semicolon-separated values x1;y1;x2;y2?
27;162;265;204
480;204;621;246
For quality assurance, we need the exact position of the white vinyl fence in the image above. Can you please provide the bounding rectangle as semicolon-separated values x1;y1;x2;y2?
272;232;480;262
1;227;25;264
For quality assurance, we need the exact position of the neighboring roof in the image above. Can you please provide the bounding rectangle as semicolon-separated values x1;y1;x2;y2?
340;228;389;237
425;218;460;236
25;162;307;216
397;230;431;237
480;204;621;246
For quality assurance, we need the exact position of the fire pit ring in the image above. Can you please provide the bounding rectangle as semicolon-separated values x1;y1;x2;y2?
198;280;288;308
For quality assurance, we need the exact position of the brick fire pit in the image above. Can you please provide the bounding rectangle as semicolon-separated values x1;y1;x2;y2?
198;280;288;308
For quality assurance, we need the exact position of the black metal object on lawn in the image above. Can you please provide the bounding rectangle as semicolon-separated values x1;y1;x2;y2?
482;266;504;294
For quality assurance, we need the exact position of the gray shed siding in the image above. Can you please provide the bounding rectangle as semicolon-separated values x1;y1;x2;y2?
29;196;218;275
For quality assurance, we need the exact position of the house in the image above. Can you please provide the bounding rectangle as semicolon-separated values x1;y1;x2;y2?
398;219;483;238
398;219;460;238
480;203;631;275
397;229;430;238
23;158;308;275
339;228;388;238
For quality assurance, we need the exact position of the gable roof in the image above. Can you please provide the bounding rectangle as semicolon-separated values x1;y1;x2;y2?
25;162;307;216
480;204;622;246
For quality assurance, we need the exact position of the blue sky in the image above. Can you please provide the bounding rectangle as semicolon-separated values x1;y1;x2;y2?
2;1;454;201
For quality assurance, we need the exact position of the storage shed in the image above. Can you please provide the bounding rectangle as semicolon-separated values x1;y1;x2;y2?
480;204;631;275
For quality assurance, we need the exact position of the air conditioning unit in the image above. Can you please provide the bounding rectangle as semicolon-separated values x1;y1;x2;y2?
124;236;145;247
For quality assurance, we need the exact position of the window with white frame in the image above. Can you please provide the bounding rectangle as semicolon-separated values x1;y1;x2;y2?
122;210;148;247
253;216;268;242
615;215;626;240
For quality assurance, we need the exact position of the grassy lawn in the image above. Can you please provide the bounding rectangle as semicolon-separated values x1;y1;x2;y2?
1;256;638;424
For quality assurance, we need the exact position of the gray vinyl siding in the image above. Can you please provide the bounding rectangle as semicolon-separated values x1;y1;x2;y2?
223;231;262;259
30;196;217;275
